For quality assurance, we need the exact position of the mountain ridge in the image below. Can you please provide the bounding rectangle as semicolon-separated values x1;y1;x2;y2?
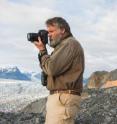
0;66;41;81
86;69;117;89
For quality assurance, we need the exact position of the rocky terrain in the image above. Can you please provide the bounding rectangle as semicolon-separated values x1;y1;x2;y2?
0;68;117;124
0;87;116;124
86;69;117;88
102;80;117;88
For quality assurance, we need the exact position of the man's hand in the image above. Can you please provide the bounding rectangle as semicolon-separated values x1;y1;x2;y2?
34;37;46;51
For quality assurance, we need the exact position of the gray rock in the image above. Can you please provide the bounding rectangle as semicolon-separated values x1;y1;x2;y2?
0;87;117;124
0;112;45;124
22;97;47;116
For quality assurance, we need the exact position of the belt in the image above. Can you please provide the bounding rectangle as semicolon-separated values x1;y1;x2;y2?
50;90;81;96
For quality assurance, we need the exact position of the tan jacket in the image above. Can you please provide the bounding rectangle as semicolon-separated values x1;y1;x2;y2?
40;36;84;93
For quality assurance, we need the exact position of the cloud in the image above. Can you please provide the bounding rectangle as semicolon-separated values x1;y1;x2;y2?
0;0;57;72
0;0;117;77
68;1;117;77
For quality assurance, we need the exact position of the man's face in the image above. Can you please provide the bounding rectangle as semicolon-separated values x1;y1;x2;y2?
47;24;64;47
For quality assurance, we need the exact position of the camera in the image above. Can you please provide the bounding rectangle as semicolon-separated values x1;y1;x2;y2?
41;71;47;86
27;29;48;44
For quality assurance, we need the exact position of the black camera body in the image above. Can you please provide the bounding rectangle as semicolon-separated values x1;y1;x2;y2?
41;71;47;86
27;30;48;44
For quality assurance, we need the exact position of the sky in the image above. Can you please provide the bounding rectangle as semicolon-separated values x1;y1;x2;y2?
0;0;117;77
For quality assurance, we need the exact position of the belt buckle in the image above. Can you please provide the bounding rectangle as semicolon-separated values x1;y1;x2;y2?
68;90;71;94
56;90;59;93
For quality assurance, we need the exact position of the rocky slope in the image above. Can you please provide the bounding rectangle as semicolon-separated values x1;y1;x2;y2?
76;87;117;124
0;87;116;124
102;80;117;88
86;69;117;88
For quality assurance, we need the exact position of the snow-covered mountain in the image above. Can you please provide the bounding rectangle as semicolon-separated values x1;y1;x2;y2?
0;66;41;82
0;66;30;80
24;71;41;82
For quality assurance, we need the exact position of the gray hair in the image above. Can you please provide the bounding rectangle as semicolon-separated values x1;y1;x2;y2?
46;17;72;37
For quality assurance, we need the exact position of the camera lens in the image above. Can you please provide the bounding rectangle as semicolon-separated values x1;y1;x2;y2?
27;33;38;42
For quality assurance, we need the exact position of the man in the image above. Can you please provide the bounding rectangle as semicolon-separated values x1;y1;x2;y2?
34;17;85;124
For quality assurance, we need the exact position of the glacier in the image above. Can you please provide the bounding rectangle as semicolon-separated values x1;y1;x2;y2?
0;79;49;112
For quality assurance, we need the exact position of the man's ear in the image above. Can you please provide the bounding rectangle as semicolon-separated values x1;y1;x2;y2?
61;28;65;34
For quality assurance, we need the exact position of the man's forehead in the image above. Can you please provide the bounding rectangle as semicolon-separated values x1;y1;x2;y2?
47;24;59;30
47;23;59;27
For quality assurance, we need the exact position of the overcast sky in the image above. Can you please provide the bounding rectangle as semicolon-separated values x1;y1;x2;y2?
0;0;117;77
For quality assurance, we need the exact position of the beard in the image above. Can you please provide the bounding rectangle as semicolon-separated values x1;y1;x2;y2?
49;35;62;48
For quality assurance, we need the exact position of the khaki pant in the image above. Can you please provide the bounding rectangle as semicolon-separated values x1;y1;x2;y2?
45;93;81;124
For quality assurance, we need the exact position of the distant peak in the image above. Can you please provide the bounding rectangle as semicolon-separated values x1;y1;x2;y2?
0;66;20;73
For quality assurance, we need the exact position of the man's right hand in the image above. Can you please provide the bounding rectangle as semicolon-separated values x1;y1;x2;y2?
34;37;46;51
